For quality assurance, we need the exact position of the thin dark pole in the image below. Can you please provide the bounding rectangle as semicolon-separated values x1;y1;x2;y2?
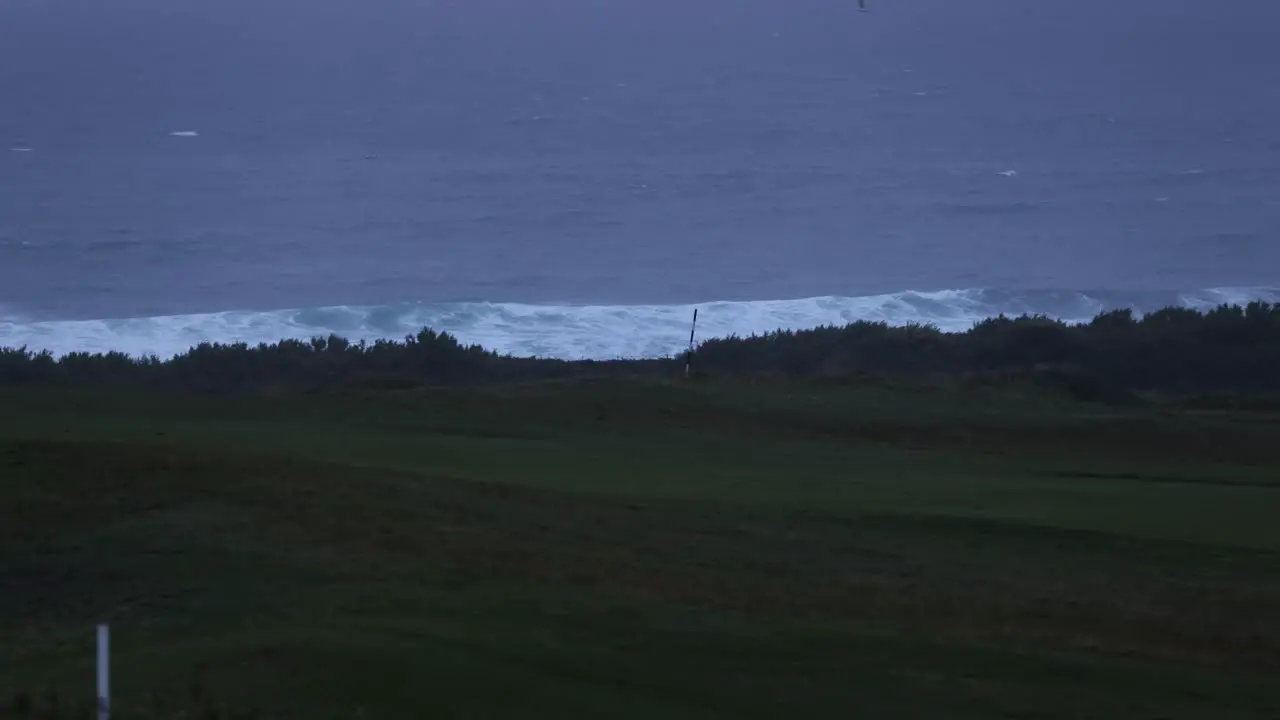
684;308;699;378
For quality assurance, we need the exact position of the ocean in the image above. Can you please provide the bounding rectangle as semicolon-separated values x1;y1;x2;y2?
3;0;1279;359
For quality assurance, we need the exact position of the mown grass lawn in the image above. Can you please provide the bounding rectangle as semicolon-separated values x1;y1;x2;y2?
2;379;1277;718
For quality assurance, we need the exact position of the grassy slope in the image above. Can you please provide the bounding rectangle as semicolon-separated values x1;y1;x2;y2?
1;379;1278;718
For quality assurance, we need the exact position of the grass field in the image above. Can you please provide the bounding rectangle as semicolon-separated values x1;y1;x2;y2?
1;378;1278;718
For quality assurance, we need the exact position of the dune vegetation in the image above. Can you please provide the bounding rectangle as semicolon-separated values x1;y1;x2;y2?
4;303;1280;400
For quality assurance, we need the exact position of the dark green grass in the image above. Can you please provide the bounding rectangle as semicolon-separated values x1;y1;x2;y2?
1;378;1278;718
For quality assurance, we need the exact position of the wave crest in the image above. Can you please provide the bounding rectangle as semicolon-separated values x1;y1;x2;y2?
2;287;1277;361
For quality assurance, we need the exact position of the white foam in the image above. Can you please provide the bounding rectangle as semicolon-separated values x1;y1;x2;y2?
169;131;199;137
998;170;1018;177
4;287;1278;362
1177;287;1280;310
9;147;32;152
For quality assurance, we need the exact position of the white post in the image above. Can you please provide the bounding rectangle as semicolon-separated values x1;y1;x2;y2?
97;623;110;720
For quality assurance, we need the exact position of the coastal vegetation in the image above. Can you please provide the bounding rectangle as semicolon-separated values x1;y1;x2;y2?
3;302;1279;399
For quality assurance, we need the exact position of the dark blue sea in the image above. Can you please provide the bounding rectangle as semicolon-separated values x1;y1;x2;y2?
3;0;1279;358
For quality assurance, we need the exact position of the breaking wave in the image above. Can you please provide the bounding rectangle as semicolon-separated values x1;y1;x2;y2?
2;287;1277;361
